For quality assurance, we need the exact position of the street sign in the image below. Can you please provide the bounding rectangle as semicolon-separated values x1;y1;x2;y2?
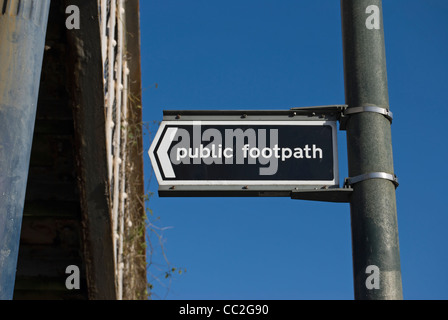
149;110;339;197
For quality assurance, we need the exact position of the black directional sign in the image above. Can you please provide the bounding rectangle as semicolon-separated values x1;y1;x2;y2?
149;110;339;197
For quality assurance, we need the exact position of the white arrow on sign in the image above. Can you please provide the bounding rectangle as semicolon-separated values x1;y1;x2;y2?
150;127;178;179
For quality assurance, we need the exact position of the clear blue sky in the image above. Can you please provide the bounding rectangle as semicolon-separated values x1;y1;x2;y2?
140;0;448;300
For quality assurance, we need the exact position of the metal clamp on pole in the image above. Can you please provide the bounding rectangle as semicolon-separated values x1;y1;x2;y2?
344;105;393;122
339;105;393;130
345;172;399;188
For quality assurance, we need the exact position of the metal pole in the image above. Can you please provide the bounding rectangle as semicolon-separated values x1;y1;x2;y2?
0;0;51;299
341;0;403;299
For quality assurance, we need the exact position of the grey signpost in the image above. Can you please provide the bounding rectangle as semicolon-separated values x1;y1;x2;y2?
341;0;403;299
